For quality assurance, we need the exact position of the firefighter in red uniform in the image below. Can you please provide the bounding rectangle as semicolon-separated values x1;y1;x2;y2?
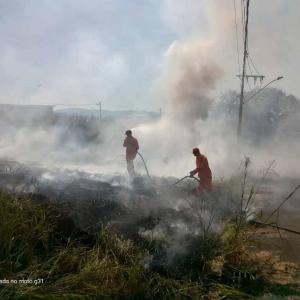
123;130;139;177
189;148;212;193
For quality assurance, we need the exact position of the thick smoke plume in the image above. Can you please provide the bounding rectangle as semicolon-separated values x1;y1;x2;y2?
164;41;223;124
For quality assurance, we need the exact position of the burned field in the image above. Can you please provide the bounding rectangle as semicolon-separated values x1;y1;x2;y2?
0;160;299;299
0;0;300;298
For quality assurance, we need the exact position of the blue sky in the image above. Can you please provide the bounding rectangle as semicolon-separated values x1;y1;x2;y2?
0;0;299;110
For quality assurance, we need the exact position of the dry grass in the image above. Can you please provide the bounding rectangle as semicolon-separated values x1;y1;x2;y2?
0;158;299;299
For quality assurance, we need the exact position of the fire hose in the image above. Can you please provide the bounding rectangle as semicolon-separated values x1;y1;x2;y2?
137;152;150;178
136;152;200;186
172;175;201;185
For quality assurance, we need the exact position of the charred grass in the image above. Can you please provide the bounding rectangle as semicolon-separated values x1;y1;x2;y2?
0;165;299;299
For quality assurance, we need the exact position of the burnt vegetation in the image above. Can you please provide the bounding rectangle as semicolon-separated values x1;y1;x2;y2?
0;159;299;299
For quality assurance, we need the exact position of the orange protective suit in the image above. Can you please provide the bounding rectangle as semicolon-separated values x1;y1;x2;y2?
123;136;139;160
194;154;212;193
123;136;139;176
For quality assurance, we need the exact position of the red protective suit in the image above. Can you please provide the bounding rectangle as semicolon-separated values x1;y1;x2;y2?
123;136;139;161
194;154;212;193
123;136;139;177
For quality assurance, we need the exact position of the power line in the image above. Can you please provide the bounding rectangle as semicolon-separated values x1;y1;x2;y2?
233;0;241;74
240;0;246;42
239;0;263;86
248;54;261;78
246;58;254;89
237;0;250;138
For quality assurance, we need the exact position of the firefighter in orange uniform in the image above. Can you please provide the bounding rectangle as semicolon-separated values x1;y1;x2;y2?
123;130;139;177
189;148;212;193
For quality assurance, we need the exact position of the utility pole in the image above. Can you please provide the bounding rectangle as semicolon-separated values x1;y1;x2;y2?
237;0;250;138
97;101;102;120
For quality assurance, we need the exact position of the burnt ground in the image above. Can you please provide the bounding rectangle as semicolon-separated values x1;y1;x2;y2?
0;159;236;231
0;160;211;240
0;159;299;294
0;159;299;244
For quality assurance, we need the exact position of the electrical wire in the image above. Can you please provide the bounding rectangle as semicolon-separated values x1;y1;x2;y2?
246;77;252;91
240;0;246;42
246;59;254;89
248;54;261;79
233;0;241;74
